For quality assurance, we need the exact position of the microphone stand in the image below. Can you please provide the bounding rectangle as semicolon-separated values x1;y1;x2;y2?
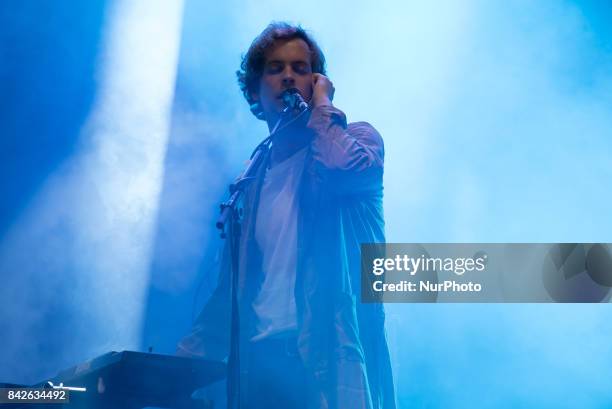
216;107;294;409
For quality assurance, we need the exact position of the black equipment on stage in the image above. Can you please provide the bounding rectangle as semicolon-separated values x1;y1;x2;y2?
3;350;226;409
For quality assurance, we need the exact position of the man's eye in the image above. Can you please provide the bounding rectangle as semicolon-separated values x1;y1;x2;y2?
293;64;311;74
266;64;283;74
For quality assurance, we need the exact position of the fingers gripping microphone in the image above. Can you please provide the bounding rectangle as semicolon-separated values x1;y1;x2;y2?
281;88;309;112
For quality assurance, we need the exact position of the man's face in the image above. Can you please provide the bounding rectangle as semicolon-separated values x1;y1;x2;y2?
252;38;313;122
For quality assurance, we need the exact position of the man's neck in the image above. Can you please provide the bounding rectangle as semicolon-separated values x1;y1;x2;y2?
269;126;311;167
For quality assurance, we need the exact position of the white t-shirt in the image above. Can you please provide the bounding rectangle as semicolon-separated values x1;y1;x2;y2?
251;147;308;341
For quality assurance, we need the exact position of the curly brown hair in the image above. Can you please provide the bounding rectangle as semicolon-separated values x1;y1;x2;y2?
236;22;327;120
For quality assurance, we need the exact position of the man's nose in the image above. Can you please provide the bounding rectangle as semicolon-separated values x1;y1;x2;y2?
281;68;296;87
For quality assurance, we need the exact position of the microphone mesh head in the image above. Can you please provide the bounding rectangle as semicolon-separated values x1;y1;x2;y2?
281;88;306;111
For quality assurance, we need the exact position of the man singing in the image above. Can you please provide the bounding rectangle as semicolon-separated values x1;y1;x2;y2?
178;22;395;409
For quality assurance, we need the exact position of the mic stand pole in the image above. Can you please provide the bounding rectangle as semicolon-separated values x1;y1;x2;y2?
215;111;287;409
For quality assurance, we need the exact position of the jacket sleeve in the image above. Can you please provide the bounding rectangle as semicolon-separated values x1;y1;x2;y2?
307;105;384;195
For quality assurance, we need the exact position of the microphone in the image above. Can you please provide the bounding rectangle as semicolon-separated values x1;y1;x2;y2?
281;88;309;112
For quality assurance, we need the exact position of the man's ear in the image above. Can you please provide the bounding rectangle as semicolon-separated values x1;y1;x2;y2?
249;90;266;120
